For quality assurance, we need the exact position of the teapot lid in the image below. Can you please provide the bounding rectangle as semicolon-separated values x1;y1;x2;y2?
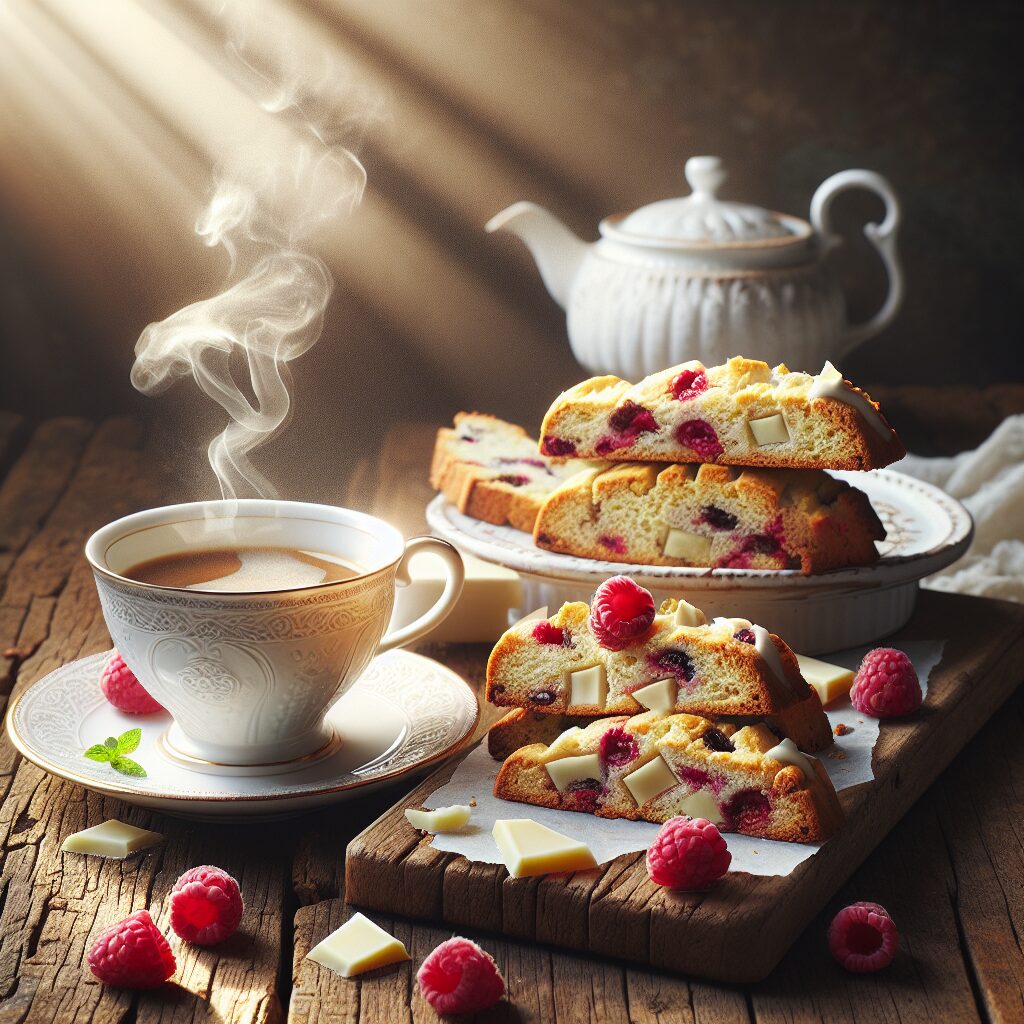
614;156;803;244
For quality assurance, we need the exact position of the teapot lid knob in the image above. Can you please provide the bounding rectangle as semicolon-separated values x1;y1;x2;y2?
685;156;726;199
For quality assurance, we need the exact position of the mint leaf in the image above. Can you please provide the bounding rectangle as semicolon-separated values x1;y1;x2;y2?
84;744;112;762
111;756;147;778
117;728;142;755
104;737;118;751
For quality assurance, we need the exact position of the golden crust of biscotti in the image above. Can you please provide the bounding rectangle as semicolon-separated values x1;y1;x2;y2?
431;413;595;533
538;356;905;470
486;599;820;723
492;711;844;842
533;461;884;573
486;709;597;760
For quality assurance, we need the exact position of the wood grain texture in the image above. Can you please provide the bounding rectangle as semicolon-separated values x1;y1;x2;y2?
345;590;1024;983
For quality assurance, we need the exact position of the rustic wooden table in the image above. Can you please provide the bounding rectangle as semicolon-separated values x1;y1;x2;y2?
0;414;1022;1023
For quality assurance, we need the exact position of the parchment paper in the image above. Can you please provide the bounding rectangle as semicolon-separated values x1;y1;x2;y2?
423;640;944;878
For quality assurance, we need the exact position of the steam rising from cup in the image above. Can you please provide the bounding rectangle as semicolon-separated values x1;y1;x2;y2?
131;14;369;500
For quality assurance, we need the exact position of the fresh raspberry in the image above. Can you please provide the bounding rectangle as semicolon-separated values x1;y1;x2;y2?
599;726;639;768
590;576;656;650
646;817;732;890
417;936;505;1015
669;368;709;402
169;865;244;945
100;652;165;715
675;419;723;460
828;901;898;972
532;621;569;647
850;648;922;718
87;910;176;988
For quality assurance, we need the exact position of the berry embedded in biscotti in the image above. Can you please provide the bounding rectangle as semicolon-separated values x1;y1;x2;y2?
430;413;601;533
485;590;833;752
538;357;905;471
533;461;884;573
492;712;844;843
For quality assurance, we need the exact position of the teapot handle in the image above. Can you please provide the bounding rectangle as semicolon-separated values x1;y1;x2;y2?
810;170;903;354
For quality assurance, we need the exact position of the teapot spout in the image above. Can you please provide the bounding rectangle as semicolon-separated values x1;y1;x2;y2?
486;201;588;310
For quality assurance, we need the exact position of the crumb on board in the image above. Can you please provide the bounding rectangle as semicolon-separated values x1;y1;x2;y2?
469;798;477;807
834;723;853;736
828;750;847;760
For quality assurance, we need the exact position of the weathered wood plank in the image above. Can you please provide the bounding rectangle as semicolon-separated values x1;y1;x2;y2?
344;590;1024;986
0;418;94;681
0;416;286;1023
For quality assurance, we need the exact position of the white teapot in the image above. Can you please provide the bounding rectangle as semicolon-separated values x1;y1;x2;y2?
487;156;902;379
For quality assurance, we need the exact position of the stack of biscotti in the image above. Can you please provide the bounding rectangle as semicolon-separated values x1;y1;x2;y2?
485;587;844;843
532;356;903;572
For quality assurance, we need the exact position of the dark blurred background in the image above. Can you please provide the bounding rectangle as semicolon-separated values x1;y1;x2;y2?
0;0;1021;500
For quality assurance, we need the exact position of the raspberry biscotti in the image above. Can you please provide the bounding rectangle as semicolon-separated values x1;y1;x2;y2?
539;357;904;471
533;461;884;572
431;413;595;532
493;712;844;842
486;581;832;752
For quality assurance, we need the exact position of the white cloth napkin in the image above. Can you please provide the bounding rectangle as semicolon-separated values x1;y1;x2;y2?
893;415;1024;601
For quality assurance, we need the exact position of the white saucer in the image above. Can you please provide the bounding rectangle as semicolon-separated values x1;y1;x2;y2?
426;469;973;654
6;649;479;821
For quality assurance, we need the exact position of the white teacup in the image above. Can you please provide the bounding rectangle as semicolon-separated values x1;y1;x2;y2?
85;499;464;767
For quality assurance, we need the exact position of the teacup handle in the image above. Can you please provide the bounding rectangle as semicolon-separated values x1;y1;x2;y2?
376;537;465;655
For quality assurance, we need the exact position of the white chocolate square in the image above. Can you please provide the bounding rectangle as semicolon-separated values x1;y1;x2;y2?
796;653;855;706
631;677;677;714
622;755;678;806
566;664;607;708
307;912;410;978
678;789;724;825
404;804;472;833
492;819;597;878
749;413;790;446
662;528;712;561
545;753;603;793
673;599;707;627
60;819;163;859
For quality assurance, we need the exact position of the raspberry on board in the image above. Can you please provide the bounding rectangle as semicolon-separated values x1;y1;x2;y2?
170;865;244;945
646;816;732;890
850;648;922;718
100;652;165;715
416;936;505;1015
589;576;656;651
87;910;176;989
828;901;898;972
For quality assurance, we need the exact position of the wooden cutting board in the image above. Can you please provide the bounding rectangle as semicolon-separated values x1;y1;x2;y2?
345;590;1024;983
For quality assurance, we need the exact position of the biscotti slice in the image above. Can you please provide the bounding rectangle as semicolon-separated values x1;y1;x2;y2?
493;712;844;842
533;461;884;573
431;413;596;532
539;357;904;470
487;709;596;760
486;596;832;752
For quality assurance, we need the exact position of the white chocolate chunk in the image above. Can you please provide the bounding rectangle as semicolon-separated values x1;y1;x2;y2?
712;616;752;633
404;804;472;833
61;819;163;859
808;361;891;439
662;528;711;561
673;600;707;627
631;677;677;714
678;789;724;825
306;912;410;978
492;819;597;878
796;653;855;706
751;624;790;691
764;737;817;782
622;754;678;806
545;753;603;793
749;412;790;446
567;664;607;708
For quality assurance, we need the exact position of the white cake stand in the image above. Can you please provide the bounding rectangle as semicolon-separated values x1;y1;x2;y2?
426;469;972;654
